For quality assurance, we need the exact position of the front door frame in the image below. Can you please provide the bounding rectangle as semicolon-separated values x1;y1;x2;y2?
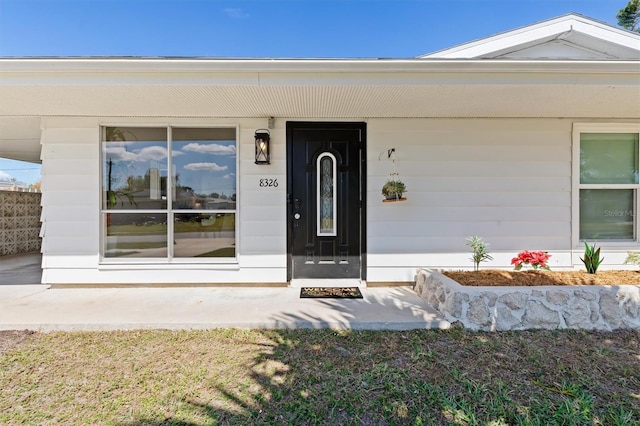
286;121;367;281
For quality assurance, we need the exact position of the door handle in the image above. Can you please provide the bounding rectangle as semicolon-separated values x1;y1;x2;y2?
294;213;301;220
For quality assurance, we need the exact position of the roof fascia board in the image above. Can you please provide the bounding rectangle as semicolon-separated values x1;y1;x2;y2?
0;58;638;75
0;62;637;88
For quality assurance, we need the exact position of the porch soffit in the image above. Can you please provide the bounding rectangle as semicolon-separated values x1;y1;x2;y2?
0;117;41;163
0;84;639;119
0;58;638;119
0;59;638;163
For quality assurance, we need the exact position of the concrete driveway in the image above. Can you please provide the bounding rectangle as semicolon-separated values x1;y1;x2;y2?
0;252;42;285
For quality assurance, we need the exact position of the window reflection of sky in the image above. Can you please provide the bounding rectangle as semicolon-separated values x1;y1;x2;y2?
103;140;236;196
174;140;236;197
103;141;166;190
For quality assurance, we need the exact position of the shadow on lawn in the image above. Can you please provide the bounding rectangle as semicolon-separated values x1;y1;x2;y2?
116;291;456;425
117;294;640;425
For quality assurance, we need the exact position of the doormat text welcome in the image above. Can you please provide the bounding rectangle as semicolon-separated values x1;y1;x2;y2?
300;287;363;299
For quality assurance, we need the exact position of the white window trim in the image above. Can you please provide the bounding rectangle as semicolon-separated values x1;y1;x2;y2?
99;124;240;264
571;123;640;248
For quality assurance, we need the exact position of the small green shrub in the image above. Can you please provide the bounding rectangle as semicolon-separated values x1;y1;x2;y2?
107;190;137;209
465;236;493;272
624;251;640;269
381;180;406;198
580;241;603;274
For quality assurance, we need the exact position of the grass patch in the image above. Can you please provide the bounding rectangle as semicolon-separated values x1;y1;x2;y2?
108;215;235;236
106;242;166;250
105;250;141;257
1;329;638;425
195;247;236;257
108;223;167;236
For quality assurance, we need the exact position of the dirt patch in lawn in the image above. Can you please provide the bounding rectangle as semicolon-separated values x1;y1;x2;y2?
0;330;35;355
444;269;640;286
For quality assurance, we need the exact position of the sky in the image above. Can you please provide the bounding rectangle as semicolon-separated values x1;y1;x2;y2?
105;139;237;197
0;0;629;184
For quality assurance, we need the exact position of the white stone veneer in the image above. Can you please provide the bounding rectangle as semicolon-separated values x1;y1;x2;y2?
414;269;640;331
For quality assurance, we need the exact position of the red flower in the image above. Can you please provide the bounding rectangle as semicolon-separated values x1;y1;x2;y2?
513;250;551;271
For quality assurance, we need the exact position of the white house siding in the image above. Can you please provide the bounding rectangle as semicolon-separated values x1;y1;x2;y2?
40;117;289;285
366;118;574;282
40;124;101;277
39;116;639;285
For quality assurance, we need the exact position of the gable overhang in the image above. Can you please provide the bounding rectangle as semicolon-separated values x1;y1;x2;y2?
1;58;639;162
420;14;640;59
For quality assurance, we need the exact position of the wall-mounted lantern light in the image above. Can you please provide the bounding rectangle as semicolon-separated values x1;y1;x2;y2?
254;129;270;164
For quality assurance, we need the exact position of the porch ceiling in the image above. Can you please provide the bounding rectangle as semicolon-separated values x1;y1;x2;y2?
0;117;42;163
1;58;639;162
1;84;639;119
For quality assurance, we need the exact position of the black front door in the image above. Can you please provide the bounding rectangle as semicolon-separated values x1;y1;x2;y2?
287;122;366;280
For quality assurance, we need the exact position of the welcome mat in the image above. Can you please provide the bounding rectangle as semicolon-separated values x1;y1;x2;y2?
300;287;363;299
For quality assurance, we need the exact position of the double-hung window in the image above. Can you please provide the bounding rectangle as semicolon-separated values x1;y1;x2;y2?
574;124;640;244
101;126;237;261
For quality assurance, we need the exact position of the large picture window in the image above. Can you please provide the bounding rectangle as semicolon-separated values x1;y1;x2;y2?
101;126;237;260
574;125;640;243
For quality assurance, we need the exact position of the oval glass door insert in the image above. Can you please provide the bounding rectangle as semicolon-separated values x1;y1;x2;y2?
317;152;337;236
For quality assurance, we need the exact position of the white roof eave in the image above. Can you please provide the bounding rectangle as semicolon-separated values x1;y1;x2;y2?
0;57;638;81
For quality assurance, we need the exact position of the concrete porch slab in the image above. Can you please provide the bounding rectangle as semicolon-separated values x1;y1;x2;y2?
0;284;450;332
0;253;449;331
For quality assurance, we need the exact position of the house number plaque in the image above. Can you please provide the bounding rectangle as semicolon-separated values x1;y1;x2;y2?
259;178;278;188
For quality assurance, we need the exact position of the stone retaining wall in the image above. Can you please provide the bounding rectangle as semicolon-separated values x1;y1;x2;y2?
414;269;640;331
0;190;42;256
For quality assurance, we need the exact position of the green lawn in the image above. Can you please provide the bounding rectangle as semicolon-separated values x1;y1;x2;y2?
108;215;235;236
195;247;236;257
1;329;638;425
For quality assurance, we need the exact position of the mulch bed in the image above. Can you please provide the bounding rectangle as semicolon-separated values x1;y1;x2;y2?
444;269;640;286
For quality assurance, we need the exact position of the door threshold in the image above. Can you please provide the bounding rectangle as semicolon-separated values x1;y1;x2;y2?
290;279;365;288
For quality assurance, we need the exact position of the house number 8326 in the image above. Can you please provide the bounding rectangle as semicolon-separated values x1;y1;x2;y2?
259;178;278;188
